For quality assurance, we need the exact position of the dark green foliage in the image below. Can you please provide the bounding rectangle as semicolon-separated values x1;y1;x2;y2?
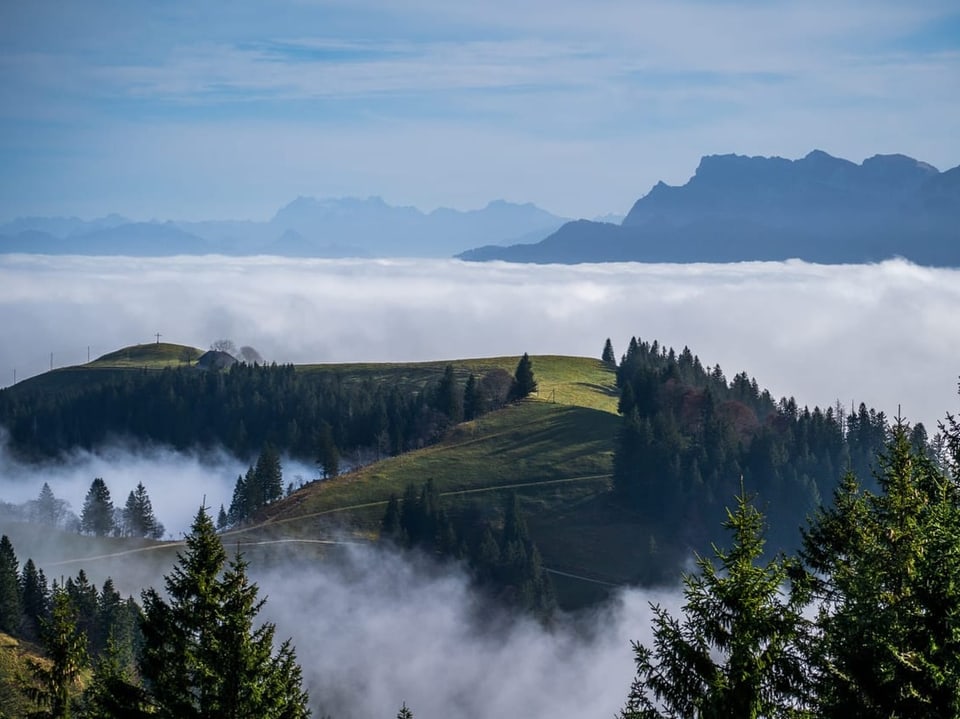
800;422;960;718
77;635;152;719
384;483;554;617
396;702;414;719
0;535;20;635
509;353;537;401
602;338;616;366
316;422;340;480
26;586;88;718
139;506;310;718
433;365;463;423
20;559;50;641
216;504;229;531
622;490;812;718
0;361;500;463
254;444;284;506
228;473;249;526
462;373;480;421
612;335;892;562
121;483;164;539
80;479;115;537
64;572;97;659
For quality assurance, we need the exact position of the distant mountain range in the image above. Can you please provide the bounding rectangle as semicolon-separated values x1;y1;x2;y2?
459;151;960;266
0;198;567;257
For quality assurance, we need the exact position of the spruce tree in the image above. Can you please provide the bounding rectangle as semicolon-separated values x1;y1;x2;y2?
0;535;20;636
122;483;164;539
216;504;229;531
228;473;249;526
396;702;414;718
462;373;480;421
26;586;88;718
254;444;284;507
621;489;811;718
34;482;62;526
80;478;116;537
509;353;537;401
602;338;617;366
316;422;340;480
21;558;50;641
801;422;960;718
139;506;310;718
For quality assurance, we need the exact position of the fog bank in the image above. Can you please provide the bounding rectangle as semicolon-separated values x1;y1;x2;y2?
253;544;677;719
1;255;957;428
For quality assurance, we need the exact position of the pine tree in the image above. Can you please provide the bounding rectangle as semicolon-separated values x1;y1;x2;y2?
801;422;960;718
26;586;88;718
462;373;480;421
254;445;284;507
139;506;310;718
21;558;50;641
216;504;229;531
509;352;537;401
122;483;164;539
433;365;462;422
396;702;414;718
34;482;62;526
316;422;340;480
621;489;811;718
602;338;617;366
228;474;248;526
78;634;153;719
0;535;20;636
80;478;116;537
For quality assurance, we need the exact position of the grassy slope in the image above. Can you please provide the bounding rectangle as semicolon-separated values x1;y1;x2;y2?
241;355;657;606
6;349;650;608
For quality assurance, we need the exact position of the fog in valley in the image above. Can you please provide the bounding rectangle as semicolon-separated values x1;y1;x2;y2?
1;254;958;717
2;254;958;429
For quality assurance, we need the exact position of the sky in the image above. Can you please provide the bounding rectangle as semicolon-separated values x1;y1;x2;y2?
1;0;959;222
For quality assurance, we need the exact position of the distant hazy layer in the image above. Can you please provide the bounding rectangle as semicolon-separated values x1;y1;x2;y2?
0;255;957;431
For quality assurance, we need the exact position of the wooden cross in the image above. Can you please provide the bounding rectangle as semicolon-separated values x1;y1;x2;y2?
155;332;162;345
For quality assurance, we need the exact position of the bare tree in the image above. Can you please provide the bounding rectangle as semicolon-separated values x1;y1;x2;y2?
239;345;264;364
210;339;237;357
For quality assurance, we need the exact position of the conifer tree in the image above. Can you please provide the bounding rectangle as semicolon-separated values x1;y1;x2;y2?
602;338;617;366
254;444;284;507
316;422;340;480
26;586;88;718
122;483;164;539
0;535;20;636
80;478;116;537
621;489;811;718
509;352;537;401
462;373;480;421
139;506;310;718
228;473;249;525
396;702;414;718
216;504;229;531
801;422;960;718
21;558;50;641
34;482;62;526
433;364;463;422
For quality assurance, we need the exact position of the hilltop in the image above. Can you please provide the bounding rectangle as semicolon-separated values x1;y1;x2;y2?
460;150;960;265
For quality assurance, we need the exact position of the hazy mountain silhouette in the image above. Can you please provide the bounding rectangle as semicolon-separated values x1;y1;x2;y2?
0;198;566;257
459;151;960;266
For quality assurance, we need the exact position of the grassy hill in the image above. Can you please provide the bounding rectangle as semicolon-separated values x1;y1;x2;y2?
7;342;203;398
4;348;656;609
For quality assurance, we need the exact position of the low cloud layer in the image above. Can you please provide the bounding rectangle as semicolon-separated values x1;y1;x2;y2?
0;439;317;538
1;255;957;429
255;544;677;719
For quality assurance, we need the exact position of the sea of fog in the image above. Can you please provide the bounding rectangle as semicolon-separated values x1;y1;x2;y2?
0;254;958;717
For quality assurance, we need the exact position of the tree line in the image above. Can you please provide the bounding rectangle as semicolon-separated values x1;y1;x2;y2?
0;356;538;468
1;479;165;540
608;335;932;580
621;408;960;718
381;481;555;618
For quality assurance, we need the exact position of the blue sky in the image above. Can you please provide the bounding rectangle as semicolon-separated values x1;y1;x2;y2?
1;0;958;221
